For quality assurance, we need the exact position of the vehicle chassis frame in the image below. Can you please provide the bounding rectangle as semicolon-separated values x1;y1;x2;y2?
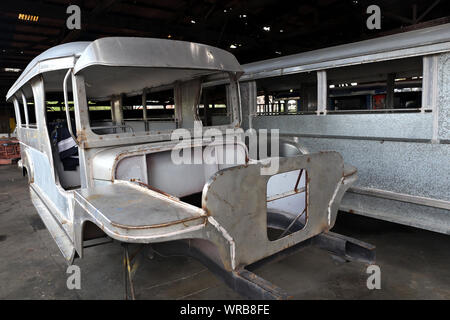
124;211;375;300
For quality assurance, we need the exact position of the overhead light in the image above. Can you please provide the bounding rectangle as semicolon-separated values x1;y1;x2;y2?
18;13;39;22
329;85;335;88
263;26;271;32
3;68;22;73
230;44;237;49
190;20;196;24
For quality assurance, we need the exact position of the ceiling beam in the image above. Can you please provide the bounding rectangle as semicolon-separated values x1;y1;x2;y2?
417;0;441;23
0;0;259;47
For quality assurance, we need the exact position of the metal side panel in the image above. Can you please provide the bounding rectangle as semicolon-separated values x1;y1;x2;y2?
340;192;450;235
30;187;76;264
202;152;352;267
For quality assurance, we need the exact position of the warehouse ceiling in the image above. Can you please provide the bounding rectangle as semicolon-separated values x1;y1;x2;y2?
1;0;450;100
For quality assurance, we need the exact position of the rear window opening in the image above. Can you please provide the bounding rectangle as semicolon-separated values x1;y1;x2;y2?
87;88;176;135
266;169;308;241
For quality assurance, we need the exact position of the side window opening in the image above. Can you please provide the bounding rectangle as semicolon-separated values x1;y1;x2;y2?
26;94;37;128
45;93;77;136
145;88;176;131
122;94;145;133
88;99;113;134
254;57;424;116
45;92;81;189
326;57;423;112
17;98;26;127
199;84;231;126
256;72;318;116
16;85;38;129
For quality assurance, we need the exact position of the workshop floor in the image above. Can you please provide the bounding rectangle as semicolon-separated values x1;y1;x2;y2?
0;164;449;300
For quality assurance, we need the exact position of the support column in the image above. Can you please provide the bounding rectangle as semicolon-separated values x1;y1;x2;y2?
386;73;396;109
142;88;148;131
422;55;438;112
435;52;450;143
317;71;328;115
238;81;256;130
111;95;124;132
20;92;29;126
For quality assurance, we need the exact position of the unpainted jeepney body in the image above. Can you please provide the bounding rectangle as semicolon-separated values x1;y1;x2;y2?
6;38;370;299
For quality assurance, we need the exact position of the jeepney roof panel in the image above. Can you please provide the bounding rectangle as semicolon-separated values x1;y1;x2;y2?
6;42;90;100
74;37;242;74
7;37;242;100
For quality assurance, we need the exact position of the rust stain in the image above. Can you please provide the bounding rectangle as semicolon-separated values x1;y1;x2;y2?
202;206;211;216
110;215;206;230
131;179;182;202
86;194;102;201
76;130;87;145
343;168;357;178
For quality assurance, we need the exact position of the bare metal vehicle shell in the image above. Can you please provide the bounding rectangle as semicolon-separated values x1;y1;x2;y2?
236;24;450;235
7;37;374;299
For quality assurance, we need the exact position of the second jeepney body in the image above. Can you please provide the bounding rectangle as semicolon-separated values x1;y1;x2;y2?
6;37;371;299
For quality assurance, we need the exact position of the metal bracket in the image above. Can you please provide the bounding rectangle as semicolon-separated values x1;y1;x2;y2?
122;243;144;300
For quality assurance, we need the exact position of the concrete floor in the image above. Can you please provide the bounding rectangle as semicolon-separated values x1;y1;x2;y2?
0;164;449;300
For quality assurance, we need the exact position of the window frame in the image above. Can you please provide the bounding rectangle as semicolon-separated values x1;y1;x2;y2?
254;55;434;116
